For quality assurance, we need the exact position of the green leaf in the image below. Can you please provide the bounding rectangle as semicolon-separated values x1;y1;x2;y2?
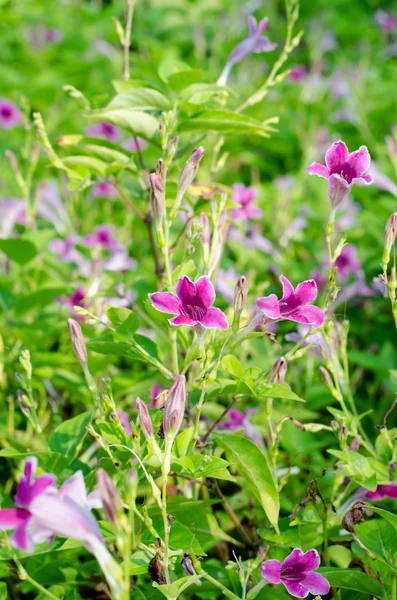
153;575;202;600
179;111;277;138
180;83;231;105
0;582;7;600
173;454;230;478
49;412;92;458
105;305;139;338
257;382;305;402
317;568;384;598
168;69;202;91
86;109;159;141
15;287;67;314
356;518;397;572
87;338;133;357
62;155;108;176
106;87;170;111
366;505;397;534
174;427;194;458
221;354;243;378
214;434;279;530
158;59;192;82
125;550;152;575
0;238;38;265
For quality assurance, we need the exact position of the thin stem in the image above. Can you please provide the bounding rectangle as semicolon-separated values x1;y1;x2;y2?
123;0;134;80
115;182;145;220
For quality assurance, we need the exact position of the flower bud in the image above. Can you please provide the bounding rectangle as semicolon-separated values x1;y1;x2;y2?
136;397;153;439
181;553;198;577
156;158;166;181
200;213;211;264
96;468;122;523
171;147;205;217
269;357;287;385
233;276;248;318
67;318;87;365
167;136;179;164
319;366;334;389
149;174;165;225
163;375;186;438
383;212;397;267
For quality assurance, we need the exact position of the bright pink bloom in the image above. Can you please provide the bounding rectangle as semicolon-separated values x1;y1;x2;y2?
0;99;22;129
84;225;120;252
92;181;118;199
365;484;397;500
261;548;330;598
85;121;121;143
218;16;276;85
256;275;324;328
0;457;56;551
334;245;361;282
288;65;308;82
232;184;263;221
118;410;132;435
149;276;229;330
307;140;373;208
221;408;263;447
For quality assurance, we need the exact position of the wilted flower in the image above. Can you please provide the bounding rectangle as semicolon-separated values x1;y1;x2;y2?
256;275;325;328
232;184;262;221
375;9;397;33
261;548;330;598
307;141;373;209
149;275;229;330
0;99;22;129
86;121;121;143
92;180;118;199
218;16;276;86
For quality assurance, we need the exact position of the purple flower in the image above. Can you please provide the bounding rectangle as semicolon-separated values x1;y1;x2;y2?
63;288;87;320
0;457;56;551
0;99;22;129
365;484;397;501
118;410;132;435
85;121;121;143
36;180;70;233
307;140;373;209
149;276;229;330
218;16;276;85
288;65;308;82
256;275;325;328
221;408;263;447
216;269;239;304
365;162;397;198
232;184;263;221
333;245;361;282
103;249;137;273
84;225;120;252
92;180;118;199
261;548;330;598
122;137;148;152
375;9;397;33
0;198;26;237
149;383;163;408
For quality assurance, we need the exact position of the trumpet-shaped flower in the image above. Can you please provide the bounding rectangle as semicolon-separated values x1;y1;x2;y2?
149;276;229;330
256;275;324;328
261;548;330;598
218;16;276;85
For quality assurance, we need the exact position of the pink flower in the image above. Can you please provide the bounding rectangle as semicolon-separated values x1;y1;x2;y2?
149;275;229;330
84;225;120;252
149;383;163;408
307;140;373;209
261;548;330;598
333;245;361;282
122;137;148;152
221;408;263;447
232;184;263;221
0;99;22;129
365;484;397;500
0;198;26;237
375;9;397;33
85;121;121;143
0;457;56;551
118;410;132;435
92;180;118;199
256;275;325;328
218;16;276;85
288;65;308;82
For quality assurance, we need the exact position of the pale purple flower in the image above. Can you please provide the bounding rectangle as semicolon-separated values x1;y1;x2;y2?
36;180;70;233
118;410;132;435
45;29;63;43
216;269;239;304
0;457;56;551
84;225;120;252
49;235;87;269
232;184;263;221
285;324;329;359
0;99;22;129
333;245;361;282
92;180;118;199
365;162;397;198
336;196;359;232
0;198;26;237
256;275;325;328
149;276;229;330
221;408;263;447
307;141;373;209
218;16;276;85
92;39;118;58
122;137;148;152
288;65;307;82
366;484;397;501
103;249;137;272
85;121;121;143
373;276;388;298
375;9;397;33
261;548;330;598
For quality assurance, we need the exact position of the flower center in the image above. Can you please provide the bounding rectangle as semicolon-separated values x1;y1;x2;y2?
184;304;206;320
1;107;12;119
281;564;306;582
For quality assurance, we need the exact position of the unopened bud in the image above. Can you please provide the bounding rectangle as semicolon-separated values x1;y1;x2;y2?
67;318;87;365
136;397;153;439
167;136;179;164
156;158;166;180
319;366;334;389
383;212;397;267
331;420;339;432
96;468;122;523
233;276;248;319
171;147;205;217
17;390;31;414
149;174;165;224
339;423;348;449
269;357;287;385
163;375;186;438
350;438;361;452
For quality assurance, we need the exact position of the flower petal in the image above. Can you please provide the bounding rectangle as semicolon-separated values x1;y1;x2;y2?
149;292;180;315
0;508;30;530
169;315;198;327
280;275;295;300
199;307;229;330
306;162;330;179
260;559;282;584
300;549;321;572
328;173;351;208
282;579;310;598
347;145;371;177
287;305;325;328
29;475;56;502
24;457;38;482
195;276;215;309
11;523;34;552
352;173;373;185
175;276;196;305
294;280;318;305
301;572;330;595
248;15;257;35
60;471;87;505
256;294;281;319
254;37;277;53
325;140;349;173
258;16;269;33
281;548;305;569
